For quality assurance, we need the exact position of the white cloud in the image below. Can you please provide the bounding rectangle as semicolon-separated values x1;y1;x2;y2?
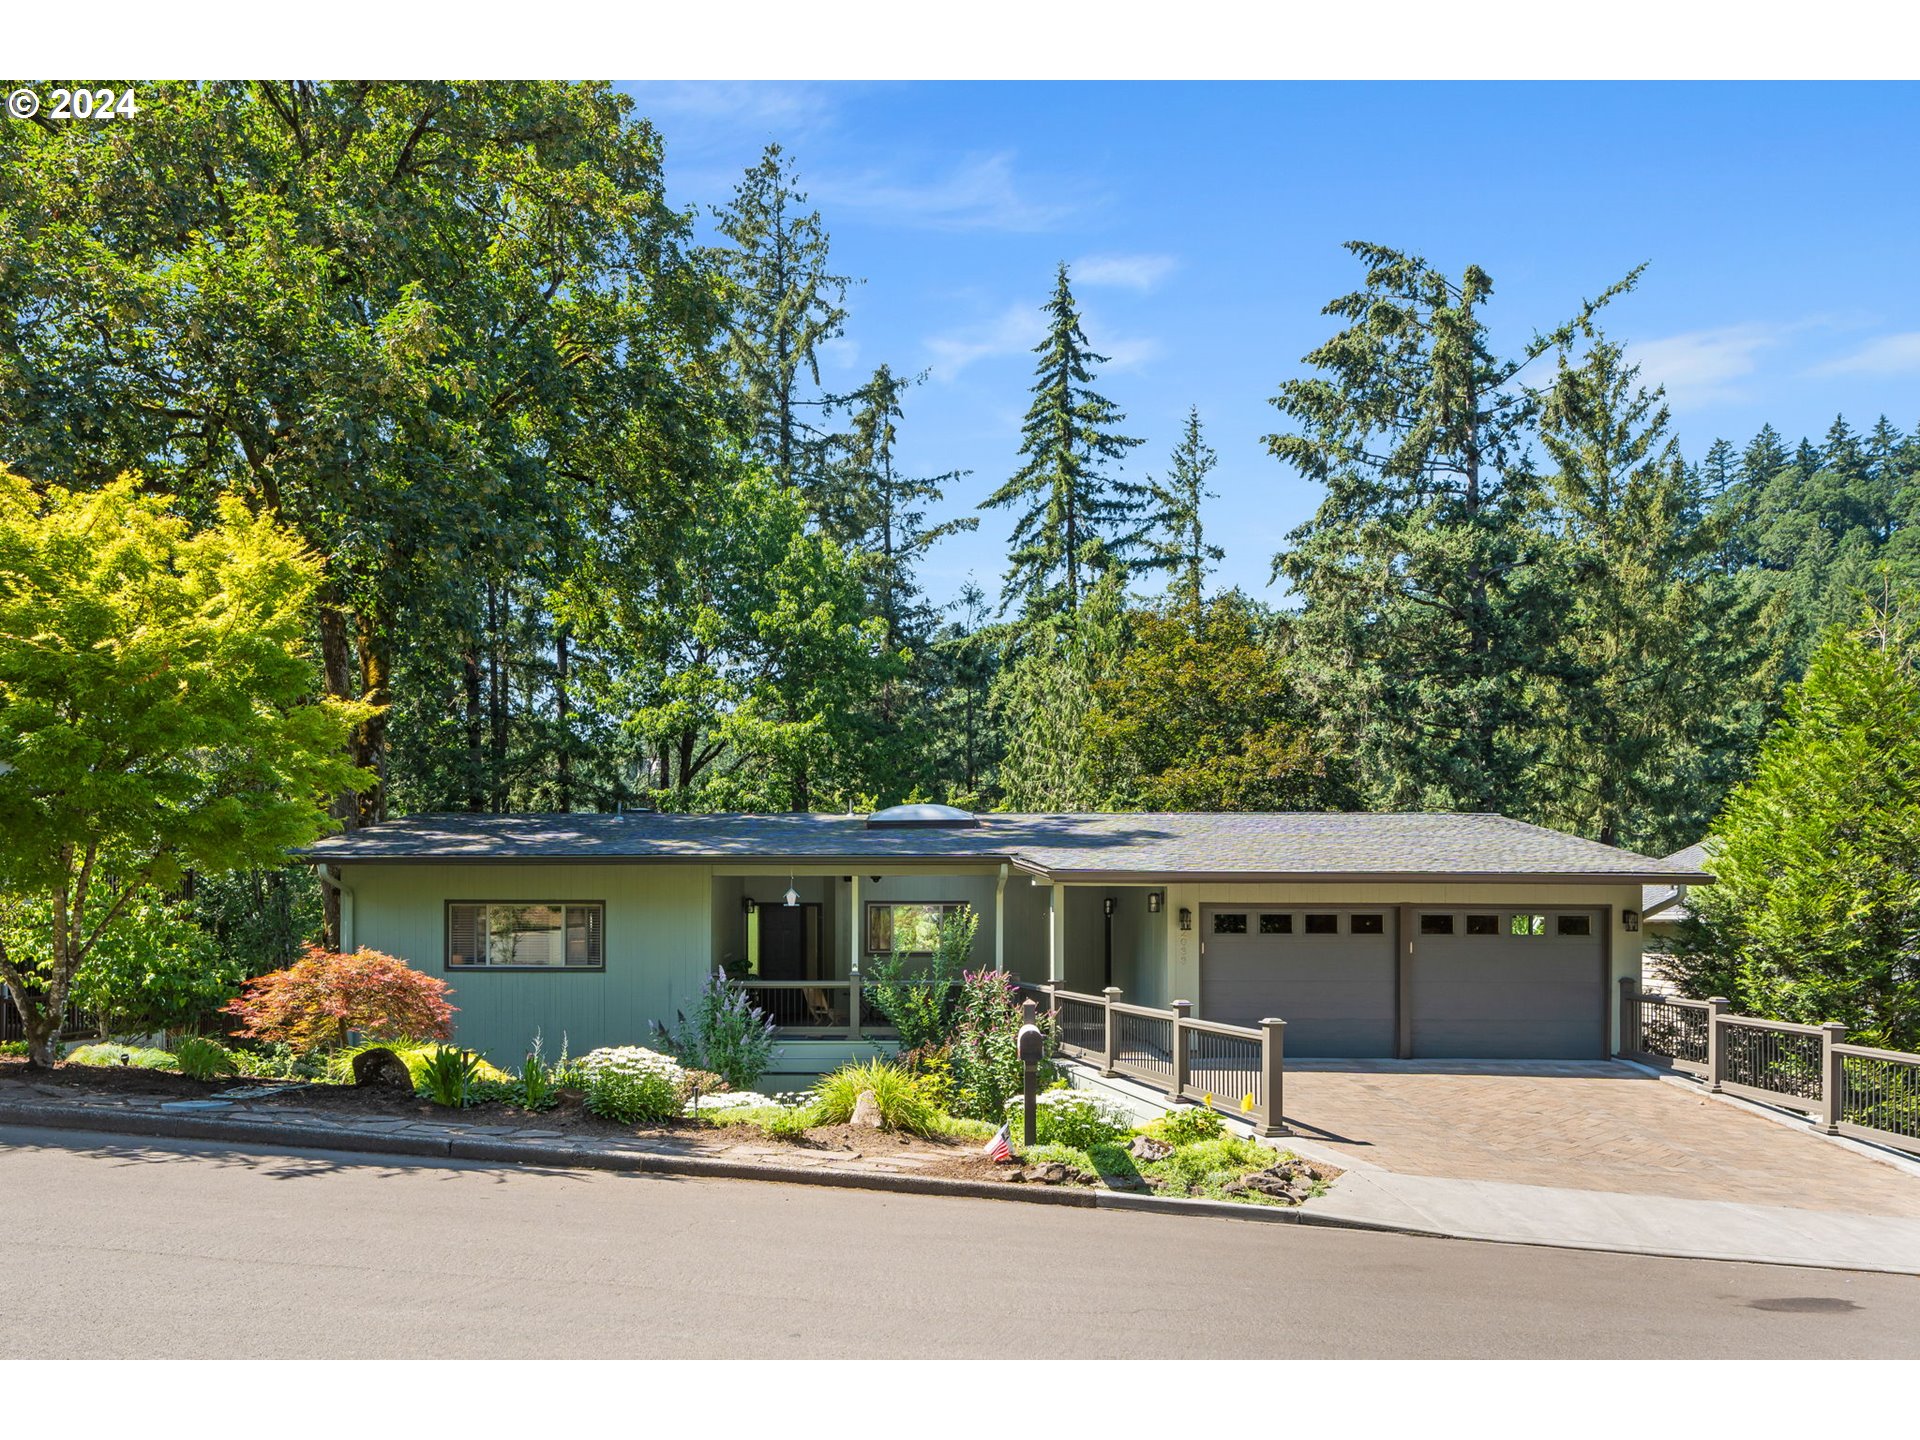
1627;323;1790;408
923;300;1158;381
814;151;1087;233
924;303;1045;378
1100;335;1162;371
627;82;840;139
817;335;863;375
1072;252;1179;291
1811;332;1920;376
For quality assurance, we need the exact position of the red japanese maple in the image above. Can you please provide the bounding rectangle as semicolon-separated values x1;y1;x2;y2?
224;945;455;1052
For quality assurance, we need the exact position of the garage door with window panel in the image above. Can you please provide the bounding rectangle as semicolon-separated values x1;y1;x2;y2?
1199;906;1396;1057
1409;909;1605;1059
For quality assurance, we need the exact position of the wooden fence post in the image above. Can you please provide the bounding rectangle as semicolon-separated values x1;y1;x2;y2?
1819;1021;1848;1134
1101;987;1121;1077
1259;1017;1289;1138
1706;997;1730;1093
1170;999;1191;1103
1618;975;1640;1059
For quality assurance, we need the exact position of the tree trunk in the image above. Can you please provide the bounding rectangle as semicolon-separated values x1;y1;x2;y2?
353;610;392;826
555;624;572;812
463;628;485;812
487;580;507;809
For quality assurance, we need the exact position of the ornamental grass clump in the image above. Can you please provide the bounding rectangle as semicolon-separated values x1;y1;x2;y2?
171;1035;237;1081
810;1059;939;1137
66;1043;177;1071
417;1045;484;1108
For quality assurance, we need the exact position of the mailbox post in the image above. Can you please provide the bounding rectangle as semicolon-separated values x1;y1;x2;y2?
1016;1022;1044;1147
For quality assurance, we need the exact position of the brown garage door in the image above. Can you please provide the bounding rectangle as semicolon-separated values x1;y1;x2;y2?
1410;909;1606;1059
1200;906;1396;1057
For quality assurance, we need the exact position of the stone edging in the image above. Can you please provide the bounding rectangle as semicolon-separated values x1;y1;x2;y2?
0;1097;1429;1235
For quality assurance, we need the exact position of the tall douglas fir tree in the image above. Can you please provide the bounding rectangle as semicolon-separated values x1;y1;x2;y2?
710;142;853;505
982;263;1146;626
1142;406;1224;628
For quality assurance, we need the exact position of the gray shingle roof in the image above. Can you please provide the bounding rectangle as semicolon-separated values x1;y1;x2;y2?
1643;841;1711;916
299;811;1711;883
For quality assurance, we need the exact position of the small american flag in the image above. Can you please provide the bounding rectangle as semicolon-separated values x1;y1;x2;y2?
983;1125;1014;1163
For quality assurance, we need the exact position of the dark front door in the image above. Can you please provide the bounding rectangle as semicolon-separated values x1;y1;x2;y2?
758;903;819;982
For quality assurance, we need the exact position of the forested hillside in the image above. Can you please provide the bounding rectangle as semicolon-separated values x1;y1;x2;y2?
3;80;1914;881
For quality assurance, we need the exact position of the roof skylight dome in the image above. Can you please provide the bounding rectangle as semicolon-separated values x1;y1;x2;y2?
864;803;979;829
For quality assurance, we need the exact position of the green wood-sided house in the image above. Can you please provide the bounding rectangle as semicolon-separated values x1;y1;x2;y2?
299;805;1708;1081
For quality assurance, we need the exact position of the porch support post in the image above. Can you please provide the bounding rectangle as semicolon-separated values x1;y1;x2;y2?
1101;986;1121;1077
994;863;1007;974
1819;1022;1847;1134
848;874;862;1042
1170;999;1192;1104
1048;883;1065;985
1259;1017;1289;1138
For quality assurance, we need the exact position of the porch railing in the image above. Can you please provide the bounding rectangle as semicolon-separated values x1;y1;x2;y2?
731;978;965;1041
1618;977;1920;1155
1021;983;1288;1138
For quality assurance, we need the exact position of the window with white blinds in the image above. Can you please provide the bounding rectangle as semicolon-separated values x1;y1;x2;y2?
446;902;604;969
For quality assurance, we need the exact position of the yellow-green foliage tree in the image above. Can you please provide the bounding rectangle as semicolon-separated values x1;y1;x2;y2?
0;476;371;1065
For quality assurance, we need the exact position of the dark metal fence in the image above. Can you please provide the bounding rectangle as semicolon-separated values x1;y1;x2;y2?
0;990;94;1045
1184;1021;1264;1113
1618;978;1920;1156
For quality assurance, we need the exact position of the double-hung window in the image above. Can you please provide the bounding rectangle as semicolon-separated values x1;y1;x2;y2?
447;902;605;970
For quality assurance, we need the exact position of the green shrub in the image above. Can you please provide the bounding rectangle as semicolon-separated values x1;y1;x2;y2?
949;969;1058;1120
1010;1089;1132;1149
1146;1137;1275;1198
653;968;781;1088
232;1041;330;1081
65;1043;178;1071
1148;1105;1227;1147
171;1036;237;1081
759;1103;821;1141
863;909;975;1051
584;1066;681;1125
417;1046;484;1107
810;1059;939;1137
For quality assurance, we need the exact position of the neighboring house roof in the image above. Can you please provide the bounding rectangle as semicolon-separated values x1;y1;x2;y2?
1643;842;1710;921
299;810;1713;885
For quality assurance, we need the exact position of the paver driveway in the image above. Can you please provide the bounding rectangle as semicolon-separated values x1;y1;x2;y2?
1282;1061;1920;1219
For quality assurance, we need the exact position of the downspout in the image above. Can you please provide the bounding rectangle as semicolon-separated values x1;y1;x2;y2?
994;863;1007;973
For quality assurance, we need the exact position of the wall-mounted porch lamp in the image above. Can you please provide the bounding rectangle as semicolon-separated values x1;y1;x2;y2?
742;896;758;915
1102;896;1116;916
1178;907;1192;931
1622;909;1640;932
1147;892;1162;914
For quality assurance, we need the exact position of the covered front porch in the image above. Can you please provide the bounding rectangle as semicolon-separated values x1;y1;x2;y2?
707;863;1053;1044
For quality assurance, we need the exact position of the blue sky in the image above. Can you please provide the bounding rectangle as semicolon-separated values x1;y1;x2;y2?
622;81;1920;608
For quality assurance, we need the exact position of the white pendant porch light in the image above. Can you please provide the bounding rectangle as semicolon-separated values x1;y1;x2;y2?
783;872;800;908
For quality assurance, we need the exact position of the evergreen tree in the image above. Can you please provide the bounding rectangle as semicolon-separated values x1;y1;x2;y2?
1266;241;1639;814
992;557;1131;810
1141;406;1224;626
982;264;1146;625
1676;598;1920;1049
926;580;1004;806
1529;341;1771;850
710;142;853;503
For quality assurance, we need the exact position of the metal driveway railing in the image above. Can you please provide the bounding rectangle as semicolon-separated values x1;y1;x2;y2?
1019;982;1288;1137
1618;977;1920;1155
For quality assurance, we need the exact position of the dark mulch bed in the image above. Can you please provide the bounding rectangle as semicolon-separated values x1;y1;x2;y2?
0;1057;282;1099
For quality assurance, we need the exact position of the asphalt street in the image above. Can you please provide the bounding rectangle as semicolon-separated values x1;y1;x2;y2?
4;1124;1916;1359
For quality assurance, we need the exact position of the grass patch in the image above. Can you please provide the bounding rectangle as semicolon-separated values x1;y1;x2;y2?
811;1059;940;1137
1139;1135;1277;1199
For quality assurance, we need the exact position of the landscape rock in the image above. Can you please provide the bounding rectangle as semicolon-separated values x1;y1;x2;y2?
1129;1135;1172;1161
350;1048;414;1090
849;1089;883;1128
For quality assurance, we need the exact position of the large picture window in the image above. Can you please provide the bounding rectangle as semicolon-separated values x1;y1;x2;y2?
865;901;968;956
447;902;604;969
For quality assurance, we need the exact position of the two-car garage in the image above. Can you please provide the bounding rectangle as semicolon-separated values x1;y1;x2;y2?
1198;904;1609;1059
